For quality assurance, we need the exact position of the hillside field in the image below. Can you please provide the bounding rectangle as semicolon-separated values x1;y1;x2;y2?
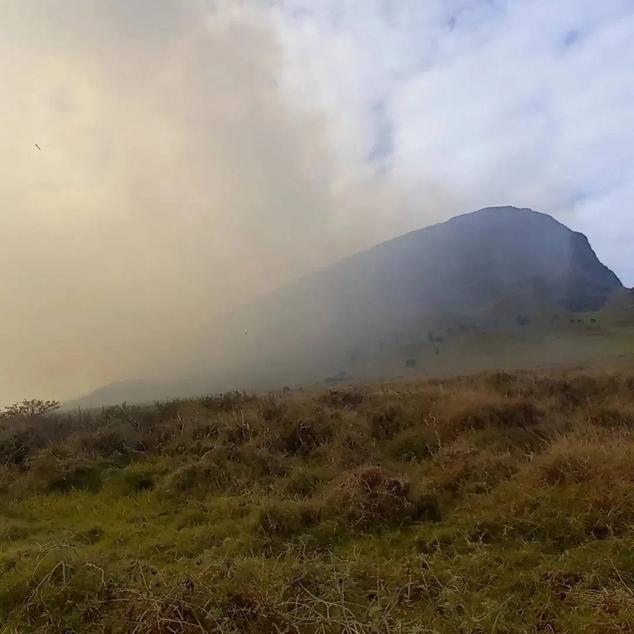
2;369;634;632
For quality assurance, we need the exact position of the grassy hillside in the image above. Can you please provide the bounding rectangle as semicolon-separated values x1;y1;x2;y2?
2;370;634;632
63;302;634;409
326;307;634;387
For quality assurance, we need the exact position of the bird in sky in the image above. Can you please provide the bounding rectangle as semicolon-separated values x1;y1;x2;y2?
34;144;42;151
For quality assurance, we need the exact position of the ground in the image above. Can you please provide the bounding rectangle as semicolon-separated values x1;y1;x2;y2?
1;369;634;632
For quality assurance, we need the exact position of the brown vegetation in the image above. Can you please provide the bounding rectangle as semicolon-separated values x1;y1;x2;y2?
0;369;634;631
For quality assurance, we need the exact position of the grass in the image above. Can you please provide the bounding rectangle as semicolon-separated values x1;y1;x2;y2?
1;370;634;632
345;309;634;383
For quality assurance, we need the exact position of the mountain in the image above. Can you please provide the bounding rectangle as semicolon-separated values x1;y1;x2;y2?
66;206;626;407
203;206;622;380
277;205;621;318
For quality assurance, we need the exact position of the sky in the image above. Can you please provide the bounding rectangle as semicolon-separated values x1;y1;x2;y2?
1;0;633;404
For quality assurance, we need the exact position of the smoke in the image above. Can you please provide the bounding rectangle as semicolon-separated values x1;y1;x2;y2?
0;1;401;403
1;1;632;404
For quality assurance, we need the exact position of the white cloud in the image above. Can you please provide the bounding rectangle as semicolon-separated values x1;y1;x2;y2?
270;0;634;278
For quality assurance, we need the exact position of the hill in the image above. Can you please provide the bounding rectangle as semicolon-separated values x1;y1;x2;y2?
190;206;626;387
277;205;622;318
65;206;631;407
2;368;634;631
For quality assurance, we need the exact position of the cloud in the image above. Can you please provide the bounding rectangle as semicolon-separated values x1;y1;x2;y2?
0;0;632;403
0;1;341;403
272;1;634;272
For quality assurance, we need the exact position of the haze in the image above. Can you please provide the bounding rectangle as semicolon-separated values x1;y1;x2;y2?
1;0;633;405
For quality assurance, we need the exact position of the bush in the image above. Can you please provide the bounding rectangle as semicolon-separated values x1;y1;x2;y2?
256;501;319;538
589;406;634;429
369;405;403;440
283;467;325;497
164;454;230;495
199;391;253;412
0;399;60;420
451;399;539;431
322;390;364;408
388;427;438;462
429;439;518;495
111;465;156;495
21;451;103;495
77;427;134;457
272;417;333;457
327;465;424;530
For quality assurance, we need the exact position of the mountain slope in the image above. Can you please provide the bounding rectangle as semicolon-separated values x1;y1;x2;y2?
67;206;626;406
280;205;621;318
206;206;623;380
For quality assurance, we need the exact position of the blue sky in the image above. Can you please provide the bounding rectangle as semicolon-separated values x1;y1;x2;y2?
1;0;633;401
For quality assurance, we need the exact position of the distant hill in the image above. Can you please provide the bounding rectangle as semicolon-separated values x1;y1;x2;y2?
66;206;628;407
62;379;173;410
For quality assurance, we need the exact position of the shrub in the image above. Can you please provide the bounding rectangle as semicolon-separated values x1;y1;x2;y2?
327;465;423;530
369;405;403;440
21;451;103;494
256;501;319;538
112;465;156;495
536;441;610;486
77;427;134;458
486;371;519;392
589;406;634;429
164;454;230;495
199;391;253;412
0;399;60;420
451;399;539;431
428;439;518;495
322;389;364;408
272;417;333;457
388;428;438;462
283;467;325;497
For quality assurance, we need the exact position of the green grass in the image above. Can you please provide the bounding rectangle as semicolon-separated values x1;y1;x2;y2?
345;309;634;382
1;371;634;632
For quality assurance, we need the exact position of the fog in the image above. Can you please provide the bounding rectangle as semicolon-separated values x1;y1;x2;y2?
1;1;633;405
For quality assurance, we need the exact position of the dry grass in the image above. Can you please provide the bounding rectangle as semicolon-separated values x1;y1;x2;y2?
1;368;634;632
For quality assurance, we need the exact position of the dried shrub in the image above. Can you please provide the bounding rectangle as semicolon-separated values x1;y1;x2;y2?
272;417;333;457
327;465;436;530
537;444;606;486
369;405;403;440
283;467;325;497
450;398;539;432
322;390;364;408
164;453;230;495
20;451;103;495
429;439;518;495
198;391;253;412
589;406;634;429
388;427;439;462
534;435;634;487
256;500;319;538
486;371;519;392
